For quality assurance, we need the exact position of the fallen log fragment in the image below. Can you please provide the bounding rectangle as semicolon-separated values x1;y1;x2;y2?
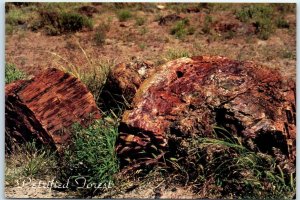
5;68;101;152
100;58;156;111
116;56;296;173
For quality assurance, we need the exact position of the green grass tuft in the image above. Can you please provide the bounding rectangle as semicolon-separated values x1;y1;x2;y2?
59;118;119;192
5;63;26;84
117;9;132;22
5;140;57;186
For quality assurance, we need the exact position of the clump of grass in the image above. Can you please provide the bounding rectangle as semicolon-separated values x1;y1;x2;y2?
58;118;119;193
138;27;148;35
235;5;274;40
170;19;190;39
5;63;26;84
276;18;290;29
202;15;213;34
5;140;57;186
94;22;110;46
49;43;112;103
135;16;146;26
281;49;295;59
236;5;273;23
138;43;146;50
162;126;295;199
166;48;191;60
117;9;132;22
254;17;274;40
5;24;14;35
6;8;29;25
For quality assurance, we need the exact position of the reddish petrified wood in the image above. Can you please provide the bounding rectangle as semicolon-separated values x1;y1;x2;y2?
100;59;156;111
116;56;296;172
5;68;101;151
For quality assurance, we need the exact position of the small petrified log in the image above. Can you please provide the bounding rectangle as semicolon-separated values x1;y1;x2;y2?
116;56;296;172
100;58;155;111
5;68;101;152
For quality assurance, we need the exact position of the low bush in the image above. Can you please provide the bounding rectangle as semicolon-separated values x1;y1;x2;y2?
5;63;26;84
276;18;290;29
6;8;28;25
170;19;190;39
254;18;274;40
40;11;94;35
235;5;274;40
117;9;132;22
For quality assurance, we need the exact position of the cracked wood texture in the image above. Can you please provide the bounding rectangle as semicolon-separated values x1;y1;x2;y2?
116;56;296;172
5;68;101;151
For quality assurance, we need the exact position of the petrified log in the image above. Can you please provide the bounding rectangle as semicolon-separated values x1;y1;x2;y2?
100;58;155;111
116;56;296;172
5;68;101;152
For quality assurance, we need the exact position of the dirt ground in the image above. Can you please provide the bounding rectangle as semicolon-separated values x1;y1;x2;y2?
5;3;296;79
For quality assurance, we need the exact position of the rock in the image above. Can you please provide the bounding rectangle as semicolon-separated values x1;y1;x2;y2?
100;58;156;111
186;7;200;13
116;56;296;171
5;68;101;152
78;6;99;17
157;5;165;10
158;14;183;26
213;19;256;35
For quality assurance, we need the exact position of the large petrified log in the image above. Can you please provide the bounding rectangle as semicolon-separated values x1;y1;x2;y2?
116;56;296;172
5;68;101;151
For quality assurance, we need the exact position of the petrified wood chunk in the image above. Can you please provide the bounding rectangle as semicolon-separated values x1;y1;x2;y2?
100;58;155;111
5;68;101;151
116;56;296;171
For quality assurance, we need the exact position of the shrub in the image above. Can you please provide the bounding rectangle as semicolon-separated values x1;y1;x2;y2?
276;18;290;29
6;9;28;25
236;5;273;23
5;63;26;84
40;11;94;35
59;119;119;192
170;19;190;39
236;5;274;40
60;12;86;32
254;18;274;40
117;9;132;22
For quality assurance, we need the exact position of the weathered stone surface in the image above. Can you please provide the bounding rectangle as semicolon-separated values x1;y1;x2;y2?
5;68;101;151
101;58;155;111
116;56;296;171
